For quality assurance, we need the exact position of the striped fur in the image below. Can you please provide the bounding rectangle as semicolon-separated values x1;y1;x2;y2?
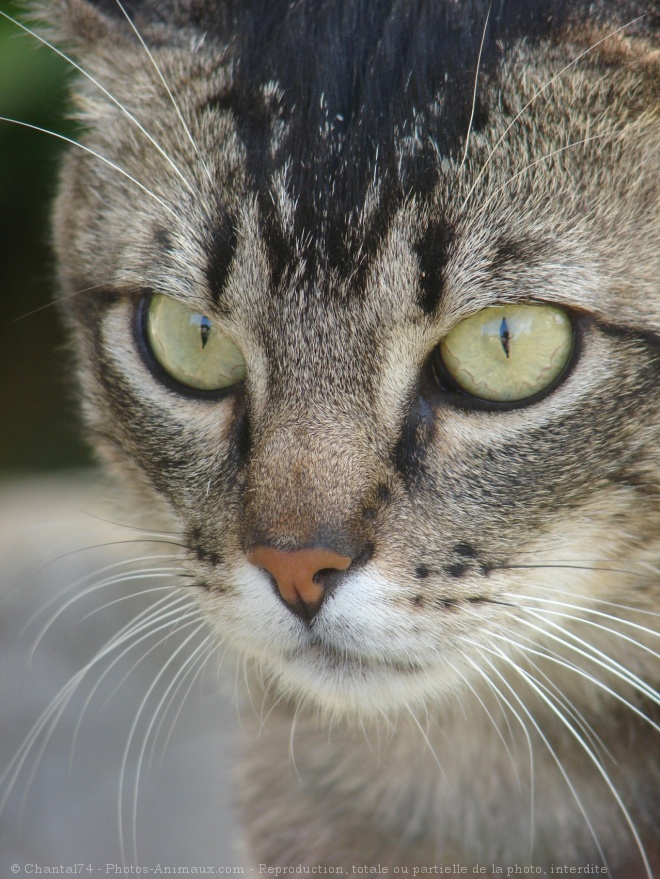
36;0;660;870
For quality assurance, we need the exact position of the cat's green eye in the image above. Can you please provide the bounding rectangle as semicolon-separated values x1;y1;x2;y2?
144;293;246;392
437;303;573;404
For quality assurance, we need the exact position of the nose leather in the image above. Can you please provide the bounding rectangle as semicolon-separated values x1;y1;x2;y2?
247;546;352;616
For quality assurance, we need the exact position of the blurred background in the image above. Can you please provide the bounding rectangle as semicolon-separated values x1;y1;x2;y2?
0;0;90;474
0;5;245;867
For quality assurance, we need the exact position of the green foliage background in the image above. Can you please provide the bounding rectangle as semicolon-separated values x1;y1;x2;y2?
0;0;90;472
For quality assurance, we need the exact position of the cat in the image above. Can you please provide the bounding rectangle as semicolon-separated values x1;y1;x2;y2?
4;0;660;872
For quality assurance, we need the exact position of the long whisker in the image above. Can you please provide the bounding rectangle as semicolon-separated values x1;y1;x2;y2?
514;613;660;707
490;624;612;761
154;638;220;768
477;641;652;879
448;660;521;785
77;510;182;537
464;659;536;859
28;558;182;657
0;592;192;816
241;651;261;724
0;117;177;217
232;651;249;739
503;551;655;576
458;0;492;173
506;597;660;653
111;0;215;190
460;14;649;213
68;595;198;769
404;703;449;785
13;283;116;322
468;645;608;868
256;682;288;737
116;620;206;865
288;701;303;783
78;581;182;619
146;634;216;764
128;629;212;861
92;597;197;714
18;539;186;635
12;673;86;827
472;133;613;216
0;11;196;195
491;626;660;736
494;561;647;578
517;583;660;619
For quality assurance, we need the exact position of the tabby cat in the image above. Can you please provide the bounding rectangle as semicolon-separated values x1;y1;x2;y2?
9;0;660;872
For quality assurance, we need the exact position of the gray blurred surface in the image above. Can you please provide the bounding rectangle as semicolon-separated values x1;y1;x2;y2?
0;473;249;870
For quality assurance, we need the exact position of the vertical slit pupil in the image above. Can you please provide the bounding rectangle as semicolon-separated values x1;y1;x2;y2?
200;316;212;348
499;316;510;358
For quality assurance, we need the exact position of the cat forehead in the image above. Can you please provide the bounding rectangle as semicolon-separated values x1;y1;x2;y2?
51;0;659;328
61;0;656;38
52;0;658;154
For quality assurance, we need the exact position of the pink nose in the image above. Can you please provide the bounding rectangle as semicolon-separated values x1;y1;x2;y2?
247;546;352;619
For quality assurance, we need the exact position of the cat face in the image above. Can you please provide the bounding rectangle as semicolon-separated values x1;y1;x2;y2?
45;0;660;720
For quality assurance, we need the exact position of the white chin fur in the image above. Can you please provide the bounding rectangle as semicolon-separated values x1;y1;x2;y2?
262;650;441;720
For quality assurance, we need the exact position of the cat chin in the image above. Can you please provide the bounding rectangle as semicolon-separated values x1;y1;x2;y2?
243;643;464;721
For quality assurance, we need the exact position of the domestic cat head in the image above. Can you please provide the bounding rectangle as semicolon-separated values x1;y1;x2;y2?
37;0;660;726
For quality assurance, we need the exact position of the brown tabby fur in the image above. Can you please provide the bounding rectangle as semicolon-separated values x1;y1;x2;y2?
19;0;660;871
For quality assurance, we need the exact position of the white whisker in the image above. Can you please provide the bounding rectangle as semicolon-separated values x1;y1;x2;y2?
117;621;207;865
79;582;180;622
468;645;608;868
448;660;521;787
359;714;385;765
0;592;191;816
458;0;492;173
514;613;660;707
129;631;213;860
19;540;183;635
13;282;116;322
0;11;196;195
518;584;660;631
111;0;215;190
28;558;182;659
0;117;177;217
491;627;660;737
288;702;302;783
79;601;198;731
473;133;612;217
489;627;614;763
464;659;535;859
256;684;287;737
460;14;649;213
404;703;449;786
509;598;660;655
152;637;217;768
476;641;652;879
504;592;660;636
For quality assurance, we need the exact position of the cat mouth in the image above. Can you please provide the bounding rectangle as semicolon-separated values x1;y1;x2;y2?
289;638;425;676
